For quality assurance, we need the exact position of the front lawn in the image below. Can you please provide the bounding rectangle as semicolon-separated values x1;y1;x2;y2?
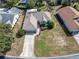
34;13;79;57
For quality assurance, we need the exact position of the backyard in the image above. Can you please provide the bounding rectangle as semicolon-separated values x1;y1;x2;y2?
34;6;79;57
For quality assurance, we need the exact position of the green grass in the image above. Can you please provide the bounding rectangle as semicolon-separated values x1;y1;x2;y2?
36;39;50;56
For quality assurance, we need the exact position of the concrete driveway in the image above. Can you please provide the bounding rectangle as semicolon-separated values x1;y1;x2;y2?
20;35;35;57
73;34;79;44
20;28;40;57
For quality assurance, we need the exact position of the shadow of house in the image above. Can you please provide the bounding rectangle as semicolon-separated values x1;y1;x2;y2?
56;0;62;5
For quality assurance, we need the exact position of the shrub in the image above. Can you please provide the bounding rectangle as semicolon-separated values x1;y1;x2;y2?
17;29;26;38
0;24;14;53
47;21;54;29
36;2;44;7
73;3;79;11
15;3;27;9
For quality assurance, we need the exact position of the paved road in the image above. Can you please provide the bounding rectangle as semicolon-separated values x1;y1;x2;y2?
20;35;35;57
2;54;79;59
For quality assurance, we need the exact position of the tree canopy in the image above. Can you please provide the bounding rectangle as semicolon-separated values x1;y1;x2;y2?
0;24;14;53
5;0;19;8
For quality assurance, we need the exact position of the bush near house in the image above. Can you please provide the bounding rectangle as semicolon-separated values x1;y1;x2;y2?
0;24;14;54
47;21;54;29
15;2;27;9
16;28;26;38
73;3;79;11
61;0;71;7
40;21;54;30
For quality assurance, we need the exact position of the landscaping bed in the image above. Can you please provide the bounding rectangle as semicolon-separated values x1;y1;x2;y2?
34;12;79;57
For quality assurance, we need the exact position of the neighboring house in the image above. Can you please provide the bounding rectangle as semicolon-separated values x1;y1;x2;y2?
56;6;79;35
0;7;20;27
23;9;51;33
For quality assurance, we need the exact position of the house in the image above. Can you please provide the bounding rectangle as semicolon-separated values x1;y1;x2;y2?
0;7;20;27
23;10;51;33
56;6;79;35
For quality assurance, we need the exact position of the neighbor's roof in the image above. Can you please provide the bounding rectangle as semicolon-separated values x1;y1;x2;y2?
0;8;8;12
8;7;20;14
57;6;79;31
0;12;19;27
0;13;14;24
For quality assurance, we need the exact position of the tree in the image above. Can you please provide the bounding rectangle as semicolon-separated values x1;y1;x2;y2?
16;29;26;38
5;0;19;8
0;24;14;53
47;21;54;29
35;0;44;7
61;0;70;7
46;0;56;6
27;0;36;8
73;3;79;11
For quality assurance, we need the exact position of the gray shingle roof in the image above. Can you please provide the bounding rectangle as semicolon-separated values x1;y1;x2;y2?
8;7;20;14
0;7;20;27
23;11;51;32
23;13;37;32
31;12;43;23
31;12;51;22
0;12;15;25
